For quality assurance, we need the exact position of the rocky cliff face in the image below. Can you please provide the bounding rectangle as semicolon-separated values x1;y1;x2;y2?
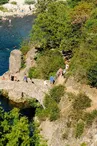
39;78;97;146
0;48;51;106
9;49;22;74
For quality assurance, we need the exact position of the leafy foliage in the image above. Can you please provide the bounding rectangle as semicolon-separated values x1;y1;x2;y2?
29;50;64;79
80;143;87;146
50;85;65;103
32;122;47;146
25;0;35;5
28;67;39;79
31;1;71;50
0;108;32;146
36;93;60;121
0;6;8;12
44;94;60;121
11;1;17;5
73;93;91;110
36;85;65;121
0;0;8;5
20;40;31;55
87;63;97;87
29;0;97;84
75;121;84;138
0;106;47;146
83;110;97;126
35;0;57;13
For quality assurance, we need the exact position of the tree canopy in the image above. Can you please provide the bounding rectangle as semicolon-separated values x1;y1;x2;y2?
0;0;9;5
30;0;97;85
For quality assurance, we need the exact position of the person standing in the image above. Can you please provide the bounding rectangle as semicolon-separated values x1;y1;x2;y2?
23;74;28;82
50;76;55;84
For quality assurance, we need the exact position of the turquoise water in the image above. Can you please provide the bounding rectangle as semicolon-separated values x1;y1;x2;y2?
0;15;35;115
0;15;35;75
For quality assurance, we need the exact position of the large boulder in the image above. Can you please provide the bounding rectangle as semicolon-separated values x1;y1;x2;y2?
9;49;22;74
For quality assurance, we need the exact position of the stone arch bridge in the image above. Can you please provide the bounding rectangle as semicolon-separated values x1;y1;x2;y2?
0;79;51;107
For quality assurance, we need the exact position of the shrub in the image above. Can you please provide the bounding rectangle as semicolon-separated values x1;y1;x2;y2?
36;50;64;79
44;94;60;121
73;93;91;110
75;121;84;138
36;107;49;121
80;143;87;146
11;1;17;5
0;0;8;5
70;110;84;122
36;94;60;121
25;0;35;5
87;63;97;87
49;102;60;121
20;40;30;55
21;55;26;69
32;121;48;146
84;110;97;126
50;85;65;103
28;67;39;79
0;6;8;12
28;98;41;108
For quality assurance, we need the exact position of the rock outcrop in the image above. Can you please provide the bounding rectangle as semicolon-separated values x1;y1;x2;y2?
9;50;22;74
0;79;51;106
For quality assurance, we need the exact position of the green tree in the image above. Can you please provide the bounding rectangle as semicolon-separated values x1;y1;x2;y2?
0;0;9;5
35;0;57;13
29;50;64;79
75;121;84;138
31;1;71;50
0;108;31;146
87;63;97;87
50;85;65;103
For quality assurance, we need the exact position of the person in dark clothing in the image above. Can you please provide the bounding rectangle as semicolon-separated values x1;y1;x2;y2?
11;76;14;81
21;92;24;97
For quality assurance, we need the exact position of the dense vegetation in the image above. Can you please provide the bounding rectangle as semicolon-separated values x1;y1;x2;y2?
0;0;9;5
27;0;97;86
28;50;64;79
36;85;65;121
25;0;35;5
0;108;31;146
1;0;97;145
0;106;47;146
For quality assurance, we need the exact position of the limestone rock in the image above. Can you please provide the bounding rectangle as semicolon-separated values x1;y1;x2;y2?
26;47;37;68
9;49;22;74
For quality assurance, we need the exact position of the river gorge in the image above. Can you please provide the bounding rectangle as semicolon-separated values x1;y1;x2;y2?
0;15;35;113
0;15;35;75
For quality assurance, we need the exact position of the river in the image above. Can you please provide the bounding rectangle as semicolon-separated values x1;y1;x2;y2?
0;15;35;114
0;15;35;76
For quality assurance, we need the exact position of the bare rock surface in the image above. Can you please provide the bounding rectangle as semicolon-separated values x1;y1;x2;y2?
0;79;51;105
26;47;37;69
9;50;22;74
65;77;97;111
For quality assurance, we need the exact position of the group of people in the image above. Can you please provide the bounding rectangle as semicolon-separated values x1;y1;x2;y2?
49;60;69;84
2;73;35;84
